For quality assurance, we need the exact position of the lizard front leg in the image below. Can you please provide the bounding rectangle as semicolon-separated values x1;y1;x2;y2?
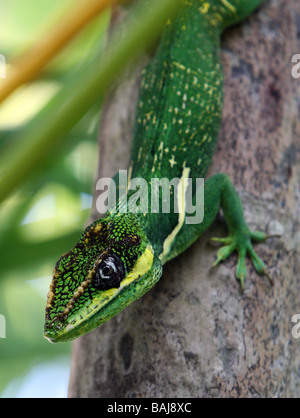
161;173;275;290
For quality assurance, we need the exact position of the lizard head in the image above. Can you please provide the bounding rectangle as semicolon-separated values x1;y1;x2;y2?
44;214;162;342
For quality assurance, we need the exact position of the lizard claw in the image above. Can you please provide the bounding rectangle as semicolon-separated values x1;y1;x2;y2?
250;231;281;243
211;243;235;268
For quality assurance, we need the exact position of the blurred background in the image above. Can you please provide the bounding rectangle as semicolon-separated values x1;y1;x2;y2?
0;0;110;397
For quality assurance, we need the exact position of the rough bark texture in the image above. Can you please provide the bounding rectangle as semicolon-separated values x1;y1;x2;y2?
68;0;300;398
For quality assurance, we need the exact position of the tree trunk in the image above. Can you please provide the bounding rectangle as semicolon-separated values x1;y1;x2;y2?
68;0;300;398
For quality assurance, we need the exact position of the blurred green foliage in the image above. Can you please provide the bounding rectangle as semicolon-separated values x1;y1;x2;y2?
0;0;109;396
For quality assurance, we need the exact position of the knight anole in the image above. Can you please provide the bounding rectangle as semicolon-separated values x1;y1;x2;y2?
44;0;273;343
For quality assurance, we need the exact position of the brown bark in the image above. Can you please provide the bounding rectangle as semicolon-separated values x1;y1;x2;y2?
68;0;300;398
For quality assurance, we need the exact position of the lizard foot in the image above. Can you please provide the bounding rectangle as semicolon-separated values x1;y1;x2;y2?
210;231;278;290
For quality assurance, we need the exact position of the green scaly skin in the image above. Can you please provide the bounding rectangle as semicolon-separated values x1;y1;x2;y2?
44;0;271;343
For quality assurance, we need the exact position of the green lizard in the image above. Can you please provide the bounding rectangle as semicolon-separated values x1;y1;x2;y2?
44;0;273;343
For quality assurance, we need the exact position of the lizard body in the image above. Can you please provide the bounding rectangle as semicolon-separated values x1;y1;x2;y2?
44;0;270;343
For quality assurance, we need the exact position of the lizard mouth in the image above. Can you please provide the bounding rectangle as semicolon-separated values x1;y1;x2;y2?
44;322;81;343
44;329;62;343
44;317;71;343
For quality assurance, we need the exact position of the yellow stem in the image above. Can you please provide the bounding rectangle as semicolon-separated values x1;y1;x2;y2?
0;0;118;104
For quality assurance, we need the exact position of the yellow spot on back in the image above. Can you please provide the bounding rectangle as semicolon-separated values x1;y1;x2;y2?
199;2;210;14
169;155;177;168
137;147;143;162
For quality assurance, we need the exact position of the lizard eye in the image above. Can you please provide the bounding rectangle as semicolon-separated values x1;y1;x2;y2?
94;254;125;290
